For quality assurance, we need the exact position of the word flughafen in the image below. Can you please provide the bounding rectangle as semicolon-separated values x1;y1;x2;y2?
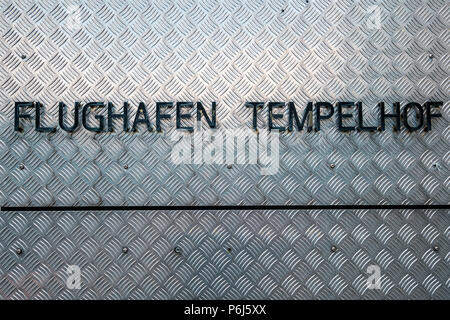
14;101;443;133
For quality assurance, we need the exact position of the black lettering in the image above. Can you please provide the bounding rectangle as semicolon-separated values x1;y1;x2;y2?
156;102;172;132
197;102;216;129
268;102;285;131
425;101;442;131
82;102;105;132
379;102;401;131
14;102;33;132
357;102;376;132
132;102;153;131
107;102;129;132
36;102;56;132
336;102;355;132
176;102;193;132
288;102;313;132
315;102;334;131
59;102;80;132
403;102;424;131
246;102;263;130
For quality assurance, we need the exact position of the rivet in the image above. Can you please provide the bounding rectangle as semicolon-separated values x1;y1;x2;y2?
21;54;26;59
331;245;338;252
19;164;25;170
174;246;181;254
124;165;128;169
330;163;335;169
122;247;129;254
16;248;23;255
429;54;434;59
227;164;232;169
433;245;439;252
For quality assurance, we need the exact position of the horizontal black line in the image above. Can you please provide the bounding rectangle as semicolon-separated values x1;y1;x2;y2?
1;204;449;212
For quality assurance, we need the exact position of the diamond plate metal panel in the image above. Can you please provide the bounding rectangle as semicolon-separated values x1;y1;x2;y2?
0;209;448;299
0;0;449;207
0;0;449;301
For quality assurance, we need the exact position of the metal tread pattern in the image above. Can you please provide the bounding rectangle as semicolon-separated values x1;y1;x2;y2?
0;209;448;299
0;0;449;207
0;0;449;300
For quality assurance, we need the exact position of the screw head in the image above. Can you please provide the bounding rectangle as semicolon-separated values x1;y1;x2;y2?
16;248;23;255
330;163;335;169
174;246;181;254
19;164;25;170
226;164;232;169
433;245;439;252
21;54;26;59
331;245;338;252
429;54;434;59
122;247;129;254
124;165;128;169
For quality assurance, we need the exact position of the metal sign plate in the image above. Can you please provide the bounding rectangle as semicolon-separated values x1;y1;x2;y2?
0;0;448;207
0;0;449;300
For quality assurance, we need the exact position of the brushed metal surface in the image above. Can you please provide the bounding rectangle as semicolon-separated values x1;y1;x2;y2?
0;209;448;299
